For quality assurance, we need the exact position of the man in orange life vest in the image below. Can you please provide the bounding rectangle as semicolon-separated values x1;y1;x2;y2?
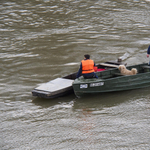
76;54;98;79
147;45;150;65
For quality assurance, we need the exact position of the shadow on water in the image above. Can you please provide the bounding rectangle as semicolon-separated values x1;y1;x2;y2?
73;87;150;109
32;87;150;109
32;93;77;108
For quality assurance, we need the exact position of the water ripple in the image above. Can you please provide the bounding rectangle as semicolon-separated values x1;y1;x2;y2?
0;0;150;149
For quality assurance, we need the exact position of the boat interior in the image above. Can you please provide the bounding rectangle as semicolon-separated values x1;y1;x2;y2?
63;61;126;80
62;63;150;80
96;63;150;79
63;72;77;80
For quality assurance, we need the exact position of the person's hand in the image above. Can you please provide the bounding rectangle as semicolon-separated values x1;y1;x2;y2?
147;54;149;58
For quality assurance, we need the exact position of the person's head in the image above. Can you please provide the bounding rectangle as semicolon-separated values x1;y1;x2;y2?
84;54;90;59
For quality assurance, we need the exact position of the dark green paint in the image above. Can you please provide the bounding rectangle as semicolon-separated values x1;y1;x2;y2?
73;63;150;97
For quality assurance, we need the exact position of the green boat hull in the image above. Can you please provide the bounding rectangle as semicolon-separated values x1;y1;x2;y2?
73;63;150;97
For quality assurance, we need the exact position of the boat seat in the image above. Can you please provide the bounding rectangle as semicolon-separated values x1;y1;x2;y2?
113;73;125;76
142;65;150;72
99;63;119;68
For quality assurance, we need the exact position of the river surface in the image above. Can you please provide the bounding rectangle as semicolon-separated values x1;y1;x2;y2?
0;0;150;149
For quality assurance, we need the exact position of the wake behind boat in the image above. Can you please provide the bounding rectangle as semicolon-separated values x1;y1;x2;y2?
73;63;150;97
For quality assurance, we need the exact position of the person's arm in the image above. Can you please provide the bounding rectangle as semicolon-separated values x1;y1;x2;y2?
147;45;150;57
76;63;82;78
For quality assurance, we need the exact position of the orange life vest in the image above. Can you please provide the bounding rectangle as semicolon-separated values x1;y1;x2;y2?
81;59;94;74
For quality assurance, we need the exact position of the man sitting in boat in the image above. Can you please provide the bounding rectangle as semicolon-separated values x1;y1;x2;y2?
147;45;150;65
76;54;98;79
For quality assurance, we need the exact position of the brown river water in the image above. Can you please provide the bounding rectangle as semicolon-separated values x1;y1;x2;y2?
0;0;150;149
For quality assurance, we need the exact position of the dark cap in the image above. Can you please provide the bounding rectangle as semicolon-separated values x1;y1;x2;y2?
84;54;90;59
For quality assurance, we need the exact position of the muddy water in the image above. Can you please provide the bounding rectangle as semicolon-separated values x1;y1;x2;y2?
0;0;150;149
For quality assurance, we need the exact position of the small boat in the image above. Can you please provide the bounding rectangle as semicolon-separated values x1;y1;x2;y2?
32;73;77;99
73;63;150;97
32;59;125;99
